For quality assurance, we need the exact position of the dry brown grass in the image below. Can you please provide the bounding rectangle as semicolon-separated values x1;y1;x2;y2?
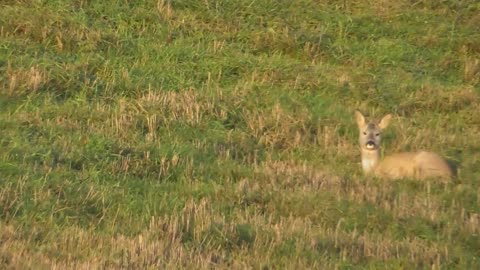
0;194;462;269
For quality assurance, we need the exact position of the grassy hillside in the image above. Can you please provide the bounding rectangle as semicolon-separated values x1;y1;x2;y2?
1;0;479;268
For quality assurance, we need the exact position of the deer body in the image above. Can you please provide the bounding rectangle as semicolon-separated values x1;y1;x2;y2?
355;111;453;180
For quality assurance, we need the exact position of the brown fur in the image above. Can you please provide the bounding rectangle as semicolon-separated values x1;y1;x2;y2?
354;111;453;180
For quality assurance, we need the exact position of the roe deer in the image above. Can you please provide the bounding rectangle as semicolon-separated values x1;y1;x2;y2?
354;110;453;180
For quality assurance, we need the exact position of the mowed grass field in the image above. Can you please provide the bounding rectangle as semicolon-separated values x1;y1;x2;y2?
1;0;479;268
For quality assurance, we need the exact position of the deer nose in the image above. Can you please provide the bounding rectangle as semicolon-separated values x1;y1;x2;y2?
366;141;376;149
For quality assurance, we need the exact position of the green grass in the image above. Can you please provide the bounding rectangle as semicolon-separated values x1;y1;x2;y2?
1;0;479;268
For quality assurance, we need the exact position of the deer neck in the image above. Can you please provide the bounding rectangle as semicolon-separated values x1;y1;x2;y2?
361;148;380;175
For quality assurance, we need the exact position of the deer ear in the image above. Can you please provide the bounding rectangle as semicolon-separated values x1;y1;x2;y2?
378;114;392;130
355;110;366;128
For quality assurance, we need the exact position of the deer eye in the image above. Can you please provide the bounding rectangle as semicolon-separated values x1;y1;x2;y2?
375;133;380;137
363;132;367;135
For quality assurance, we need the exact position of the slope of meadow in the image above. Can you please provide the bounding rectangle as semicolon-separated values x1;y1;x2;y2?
0;0;479;268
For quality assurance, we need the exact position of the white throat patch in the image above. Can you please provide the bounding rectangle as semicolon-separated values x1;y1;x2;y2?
362;158;377;174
